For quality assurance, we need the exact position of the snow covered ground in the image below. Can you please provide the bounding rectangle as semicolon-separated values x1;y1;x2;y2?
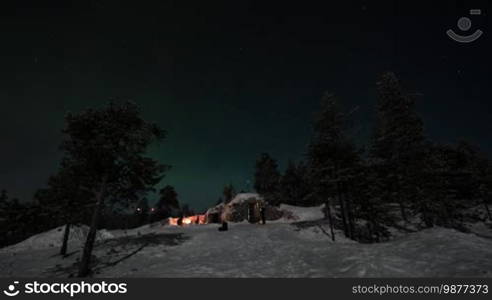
1;225;114;254
1;205;491;278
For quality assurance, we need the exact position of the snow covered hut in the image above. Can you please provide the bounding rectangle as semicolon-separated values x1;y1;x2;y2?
218;193;282;223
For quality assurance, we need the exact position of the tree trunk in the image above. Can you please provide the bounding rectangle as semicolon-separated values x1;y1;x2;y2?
483;198;491;221
372;220;380;243
343;182;355;240
399;201;407;223
78;198;103;277
443;203;453;227
337;182;349;238
325;200;335;242
60;223;70;256
345;196;355;240
78;179;107;277
422;205;433;228
394;177;408;223
367;222;373;243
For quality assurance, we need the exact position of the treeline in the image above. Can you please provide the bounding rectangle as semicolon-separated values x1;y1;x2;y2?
0;101;175;277
253;72;492;242
0;190;57;248
0;184;183;246
214;184;242;206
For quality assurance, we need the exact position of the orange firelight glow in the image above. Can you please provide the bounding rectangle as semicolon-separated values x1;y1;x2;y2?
168;214;207;226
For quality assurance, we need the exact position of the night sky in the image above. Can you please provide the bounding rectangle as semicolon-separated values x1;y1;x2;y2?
1;0;491;211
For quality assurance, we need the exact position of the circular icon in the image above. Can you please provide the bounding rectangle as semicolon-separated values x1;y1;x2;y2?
3;282;20;297
457;17;472;31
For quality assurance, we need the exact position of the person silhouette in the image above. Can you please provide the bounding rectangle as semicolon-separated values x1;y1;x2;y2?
218;221;228;231
260;206;266;225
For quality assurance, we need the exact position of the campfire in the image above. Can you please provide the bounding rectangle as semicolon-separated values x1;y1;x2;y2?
168;214;207;226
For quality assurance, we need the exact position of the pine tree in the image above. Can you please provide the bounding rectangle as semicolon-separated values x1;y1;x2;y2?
59;101;169;277
34;164;93;256
452;141;492;221
222;184;236;204
279;160;311;206
156;185;180;219
0;189;7;219
135;198;150;225
369;72;427;223
351;163;390;242
181;204;194;217
478;162;492;220
417;141;488;229
254;153;281;205
280;161;299;205
307;93;361;240
0;190;9;246
475;156;492;221
0;192;29;247
417;143;453;227
0;189;6;204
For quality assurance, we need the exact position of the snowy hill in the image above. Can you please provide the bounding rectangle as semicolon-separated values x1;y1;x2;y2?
1;205;491;278
0;225;114;253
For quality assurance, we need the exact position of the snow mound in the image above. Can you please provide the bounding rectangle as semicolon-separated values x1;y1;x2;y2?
279;204;325;222
205;203;224;215
1;225;114;253
228;193;262;205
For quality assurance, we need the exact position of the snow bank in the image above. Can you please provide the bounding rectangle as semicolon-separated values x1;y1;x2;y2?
1;225;114;253
279;204;325;222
